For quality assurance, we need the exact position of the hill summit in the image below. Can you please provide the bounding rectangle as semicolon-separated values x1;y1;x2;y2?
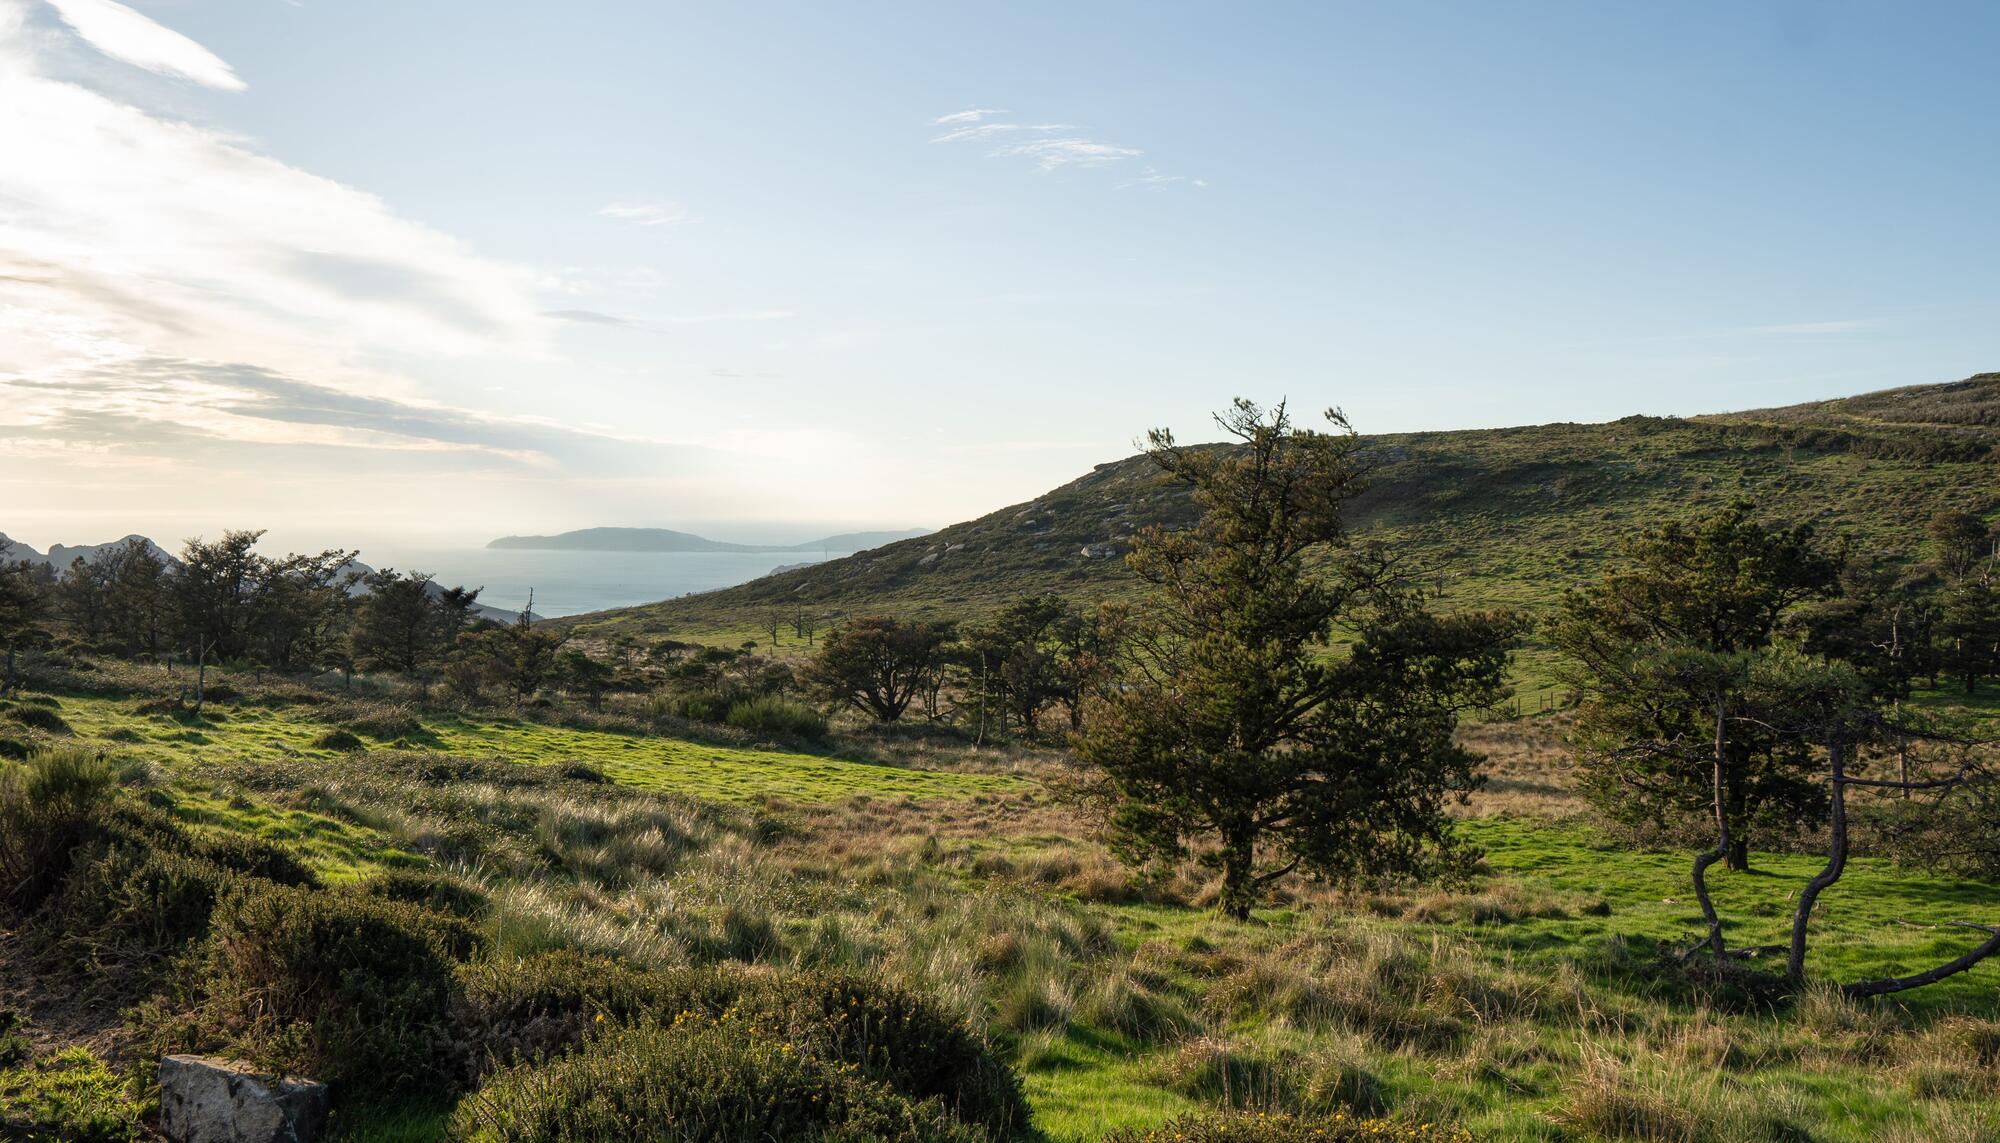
569;374;2000;641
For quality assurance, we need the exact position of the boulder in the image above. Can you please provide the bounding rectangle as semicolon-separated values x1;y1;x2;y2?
159;1055;329;1143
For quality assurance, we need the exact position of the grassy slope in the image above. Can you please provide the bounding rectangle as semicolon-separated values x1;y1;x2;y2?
24;678;1999;1142
567;374;2000;653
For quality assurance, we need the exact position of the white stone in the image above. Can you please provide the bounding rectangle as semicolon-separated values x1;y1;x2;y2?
159;1055;329;1143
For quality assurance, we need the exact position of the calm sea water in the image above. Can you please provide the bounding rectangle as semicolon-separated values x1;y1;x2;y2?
352;548;843;619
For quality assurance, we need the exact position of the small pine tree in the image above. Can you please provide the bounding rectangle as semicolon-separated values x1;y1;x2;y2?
1077;400;1519;920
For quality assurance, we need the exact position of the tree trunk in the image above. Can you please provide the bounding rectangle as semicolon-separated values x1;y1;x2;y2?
1896;700;1909;799
1726;836;1750;873
1220;827;1257;922
1844;926;2000;998
1693;691;1731;959
1789;736;1847;984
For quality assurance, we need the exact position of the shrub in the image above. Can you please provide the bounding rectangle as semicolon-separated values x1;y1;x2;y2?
0;1046;141;1143
451;958;1026;1138
344;703;425;740
724;696;829;741
4;706;72;735
36;846;239;984
0;1012;28;1068
453;953;725;1077
311;729;366;752
193;885;471;1094
1103;1111;1475;1143
730;971;1026;1139
359;869;492;922
98;803;319;887
449;1016;985;1143
0;746;116;916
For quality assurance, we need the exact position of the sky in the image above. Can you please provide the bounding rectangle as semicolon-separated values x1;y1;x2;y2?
3;0;1998;554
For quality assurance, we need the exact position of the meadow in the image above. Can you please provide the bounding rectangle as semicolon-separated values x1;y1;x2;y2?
3;660;1996;1142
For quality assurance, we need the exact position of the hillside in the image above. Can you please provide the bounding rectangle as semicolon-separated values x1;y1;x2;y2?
487;526;933;553
567;374;2000;647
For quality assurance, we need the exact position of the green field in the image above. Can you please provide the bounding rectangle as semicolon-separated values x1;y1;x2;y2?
7;673;1997;1142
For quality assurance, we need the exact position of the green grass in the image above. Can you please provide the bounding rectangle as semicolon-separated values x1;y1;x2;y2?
14;671;2000;1143
1465;817;2000;1009
52;693;1020;807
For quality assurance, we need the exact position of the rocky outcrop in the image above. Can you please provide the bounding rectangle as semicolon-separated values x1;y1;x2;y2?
159;1055;328;1143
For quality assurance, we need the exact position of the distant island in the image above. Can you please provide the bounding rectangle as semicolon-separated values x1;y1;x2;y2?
485;526;932;554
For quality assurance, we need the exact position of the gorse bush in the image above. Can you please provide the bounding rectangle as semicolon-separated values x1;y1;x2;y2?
358;869;492;921
37;845;238;986
450;955;1026;1138
0;746;115;916
452;952;738;1077
450;1015;986;1143
188;884;475;1093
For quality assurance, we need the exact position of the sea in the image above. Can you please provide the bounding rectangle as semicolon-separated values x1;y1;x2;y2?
349;547;846;619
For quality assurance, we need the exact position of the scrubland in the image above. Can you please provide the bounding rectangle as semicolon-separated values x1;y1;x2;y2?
1;660;1996;1142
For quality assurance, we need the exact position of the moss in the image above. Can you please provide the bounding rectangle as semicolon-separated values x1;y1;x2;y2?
0;1047;141;1143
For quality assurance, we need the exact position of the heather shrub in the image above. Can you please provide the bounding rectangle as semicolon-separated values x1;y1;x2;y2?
451;956;1025;1138
450;1016;986;1143
191;885;471;1093
0;746;116;916
358;869;492;922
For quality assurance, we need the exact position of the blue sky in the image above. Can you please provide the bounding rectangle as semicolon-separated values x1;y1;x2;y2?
3;1;1997;550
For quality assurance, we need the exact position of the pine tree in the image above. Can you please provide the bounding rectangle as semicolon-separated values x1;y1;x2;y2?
1077;400;1519;920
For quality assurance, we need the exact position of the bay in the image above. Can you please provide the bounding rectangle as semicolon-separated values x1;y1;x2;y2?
352;547;844;619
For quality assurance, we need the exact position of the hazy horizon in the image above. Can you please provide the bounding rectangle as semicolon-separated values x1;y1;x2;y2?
5;1;1998;544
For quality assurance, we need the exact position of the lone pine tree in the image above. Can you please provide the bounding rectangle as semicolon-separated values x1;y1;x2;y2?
1076;399;1519;920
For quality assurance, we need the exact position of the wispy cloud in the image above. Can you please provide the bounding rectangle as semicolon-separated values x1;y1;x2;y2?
1117;167;1210;191
596;200;695;227
1745;320;1874;336
542;308;627;326
542;308;794;330
44;0;245;90
932;108;1009;125
928;106;1199;184
0;357;653;465
996;137;1143;170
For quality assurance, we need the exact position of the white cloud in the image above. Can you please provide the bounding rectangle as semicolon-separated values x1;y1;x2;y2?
1118;167;1210;191
596;200;695;227
928;107;1198;181
1746;320;1873;335
43;0;245;90
932;108;1008;125
929;121;1073;144
0;0;562;476
996;136;1143;170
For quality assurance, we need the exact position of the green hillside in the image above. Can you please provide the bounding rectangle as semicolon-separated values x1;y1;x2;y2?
569;374;2000;647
